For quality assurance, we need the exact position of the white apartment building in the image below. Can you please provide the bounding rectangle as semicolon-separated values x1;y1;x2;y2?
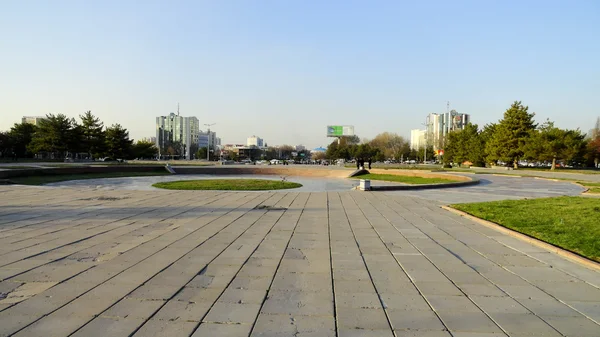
425;110;471;150
247;135;264;148
410;129;426;151
22;116;46;125
156;112;200;160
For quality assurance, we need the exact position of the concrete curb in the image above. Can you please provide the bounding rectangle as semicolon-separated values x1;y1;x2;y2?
441;206;600;272
367;177;480;191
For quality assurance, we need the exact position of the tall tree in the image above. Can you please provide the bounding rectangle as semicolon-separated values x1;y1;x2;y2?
369;132;408;160
526;120;588;170
79;111;105;159
8;123;37;158
486;101;536;168
132;140;158;159
104;124;133;159
28;114;75;158
0;132;12;158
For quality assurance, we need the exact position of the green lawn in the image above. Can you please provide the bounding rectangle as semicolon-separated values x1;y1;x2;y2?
452;197;600;262
152;179;302;191
0;166;38;169
352;173;456;184
10;171;170;185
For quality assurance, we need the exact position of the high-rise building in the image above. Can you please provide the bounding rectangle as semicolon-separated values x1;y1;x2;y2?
247;136;264;148
410;129;426;150
22;116;46;125
156;112;200;160
198;131;218;150
425;110;470;150
140;137;156;144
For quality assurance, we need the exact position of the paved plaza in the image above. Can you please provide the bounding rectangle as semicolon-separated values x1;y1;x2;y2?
0;186;599;336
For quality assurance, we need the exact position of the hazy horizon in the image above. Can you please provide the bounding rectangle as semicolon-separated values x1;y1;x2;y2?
2;1;599;148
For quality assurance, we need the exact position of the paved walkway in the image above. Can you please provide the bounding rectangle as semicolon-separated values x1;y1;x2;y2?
0;187;598;337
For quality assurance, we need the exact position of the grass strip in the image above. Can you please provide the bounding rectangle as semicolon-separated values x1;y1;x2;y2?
452;196;600;262
152;179;302;191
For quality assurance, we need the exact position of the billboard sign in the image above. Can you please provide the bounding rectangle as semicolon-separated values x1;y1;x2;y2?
327;125;355;137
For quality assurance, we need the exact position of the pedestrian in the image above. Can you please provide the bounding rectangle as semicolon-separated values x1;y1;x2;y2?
356;159;359;170
368;158;372;170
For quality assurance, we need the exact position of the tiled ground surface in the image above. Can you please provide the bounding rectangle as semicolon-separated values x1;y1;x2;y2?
0;186;598;337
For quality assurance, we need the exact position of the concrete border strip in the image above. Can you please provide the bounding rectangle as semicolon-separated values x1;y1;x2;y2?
441;205;600;272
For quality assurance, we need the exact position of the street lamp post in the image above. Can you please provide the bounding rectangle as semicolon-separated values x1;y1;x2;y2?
421;121;428;163
204;123;215;161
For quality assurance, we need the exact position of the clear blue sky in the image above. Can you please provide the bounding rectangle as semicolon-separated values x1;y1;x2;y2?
1;0;599;148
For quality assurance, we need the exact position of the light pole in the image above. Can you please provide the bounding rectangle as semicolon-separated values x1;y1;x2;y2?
421;121;428;163
204;123;215;161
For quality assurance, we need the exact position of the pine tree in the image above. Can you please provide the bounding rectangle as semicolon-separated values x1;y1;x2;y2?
29;114;75;158
80;111;105;159
104;124;133;159
486;101;536;168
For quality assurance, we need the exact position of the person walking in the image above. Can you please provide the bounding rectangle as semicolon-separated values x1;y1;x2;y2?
368;158;372;170
356;159;360;170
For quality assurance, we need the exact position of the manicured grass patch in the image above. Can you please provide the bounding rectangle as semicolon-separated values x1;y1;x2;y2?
0;166;37;169
152;179;302;191
587;187;600;194
451;197;600;262
10;171;170;185
352;173;456;184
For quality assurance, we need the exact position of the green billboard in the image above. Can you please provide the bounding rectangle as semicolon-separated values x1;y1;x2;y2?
327;125;354;137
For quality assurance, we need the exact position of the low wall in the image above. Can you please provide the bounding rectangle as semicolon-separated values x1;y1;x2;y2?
367;169;472;182
172;166;353;178
0;166;166;179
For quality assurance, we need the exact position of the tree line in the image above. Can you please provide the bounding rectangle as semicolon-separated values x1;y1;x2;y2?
444;101;600;169
0;112;158;161
325;133;433;162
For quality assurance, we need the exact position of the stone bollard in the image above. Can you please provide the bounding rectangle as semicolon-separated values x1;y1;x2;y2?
359;179;371;191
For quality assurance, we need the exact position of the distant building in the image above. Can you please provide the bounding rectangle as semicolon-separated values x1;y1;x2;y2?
425;110;470;150
295;145;306;151
410;129;426;150
156;112;200;160
198;131;218;150
22;116;46;125
312;147;326;153
140;137;156;144
247;135;264;148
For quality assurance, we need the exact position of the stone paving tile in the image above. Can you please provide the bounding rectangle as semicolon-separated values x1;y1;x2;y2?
387;309;446;331
70;317;144;337
251;313;335;337
191;322;253;337
2;187;600;336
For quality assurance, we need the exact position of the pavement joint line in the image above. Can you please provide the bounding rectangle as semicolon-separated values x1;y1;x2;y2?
0;189;184;239
434;204;600;327
0;191;232;276
441;205;600;273
348;192;458;336
246;192;313;337
12;191;262;335
396;196;600;330
365;192;540;336
339;192;398;336
326;192;339;337
120;192;290;337
4;192;268;335
188;192;303;333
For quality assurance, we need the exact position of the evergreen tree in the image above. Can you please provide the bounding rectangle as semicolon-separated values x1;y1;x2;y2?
131;140;158;159
8;122;38;158
526;120;587;170
104;124;133;159
80;111;105;159
28;114;75;158
486;101;536;168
